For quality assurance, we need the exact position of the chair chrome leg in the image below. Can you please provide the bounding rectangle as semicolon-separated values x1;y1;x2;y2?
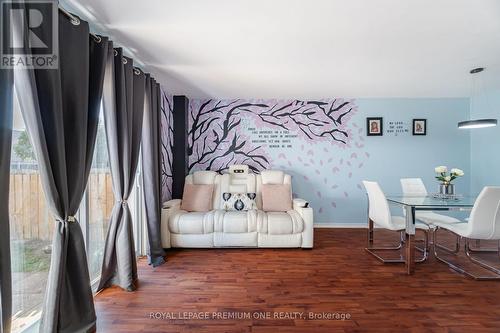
365;220;428;264
433;227;474;278
365;248;406;263
466;239;499;253
433;228;500;280
366;219;403;249
365;219;404;263
415;229;429;263
434;227;460;254
415;228;430;254
464;239;500;279
368;218;374;245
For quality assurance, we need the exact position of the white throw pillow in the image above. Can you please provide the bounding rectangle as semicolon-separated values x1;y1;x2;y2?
222;192;256;211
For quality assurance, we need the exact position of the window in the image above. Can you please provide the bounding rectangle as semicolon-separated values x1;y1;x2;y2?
85;105;144;284
130;159;144;256
86;107;112;283
9;91;53;333
9;97;145;332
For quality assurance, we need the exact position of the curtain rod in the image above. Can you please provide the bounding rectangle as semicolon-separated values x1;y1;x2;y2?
58;6;142;75
58;6;101;43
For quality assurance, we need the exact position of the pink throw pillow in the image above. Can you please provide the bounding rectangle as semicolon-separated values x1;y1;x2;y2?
261;184;292;212
181;184;214;212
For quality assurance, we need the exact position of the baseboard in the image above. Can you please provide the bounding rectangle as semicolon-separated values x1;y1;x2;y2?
314;223;366;228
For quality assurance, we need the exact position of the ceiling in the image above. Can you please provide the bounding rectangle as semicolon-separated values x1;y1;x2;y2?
62;0;500;99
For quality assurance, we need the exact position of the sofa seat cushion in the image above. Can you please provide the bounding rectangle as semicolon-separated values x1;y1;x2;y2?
169;210;225;234
169;209;303;235
215;210;258;233
258;210;304;235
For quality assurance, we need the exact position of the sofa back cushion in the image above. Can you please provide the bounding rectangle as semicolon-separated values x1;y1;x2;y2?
217;167;256;209
181;184;214;212
192;170;217;185
261;184;293;212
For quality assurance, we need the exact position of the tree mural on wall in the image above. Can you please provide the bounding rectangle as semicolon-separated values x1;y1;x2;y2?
188;99;356;173
160;90;173;202
151;96;372;219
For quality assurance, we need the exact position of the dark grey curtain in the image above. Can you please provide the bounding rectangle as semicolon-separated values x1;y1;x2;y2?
98;47;145;291
15;12;108;333
142;76;166;266
0;66;13;333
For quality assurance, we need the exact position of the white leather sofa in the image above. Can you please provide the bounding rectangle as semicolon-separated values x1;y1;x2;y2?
161;165;314;248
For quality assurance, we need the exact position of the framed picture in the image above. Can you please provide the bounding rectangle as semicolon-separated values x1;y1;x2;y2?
366;117;383;136
412;119;427;135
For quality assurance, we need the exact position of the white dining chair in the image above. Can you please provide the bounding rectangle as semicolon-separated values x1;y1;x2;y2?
433;186;500;280
400;178;462;226
363;181;429;263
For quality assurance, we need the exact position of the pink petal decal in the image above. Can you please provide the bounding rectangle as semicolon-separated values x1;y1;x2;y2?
347;161;352;167
320;160;323;166
303;175;309;181
358;163;363;168
319;207;323;214
332;167;340;173
310;159;315;165
288;161;292;167
344;191;349;198
331;184;338;189
348;172;352;178
323;177;328;184
298;156;303;162
350;152;358;159
278;153;286;159
323;147;329;153
357;184;363;190
328;158;333;163
307;150;314;156
365;152;370;158
315;169;320;175
331;202;337;208
316;191;322;198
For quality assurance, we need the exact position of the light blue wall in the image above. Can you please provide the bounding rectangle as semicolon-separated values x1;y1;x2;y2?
186;97;471;224
470;89;500;194
327;98;471;224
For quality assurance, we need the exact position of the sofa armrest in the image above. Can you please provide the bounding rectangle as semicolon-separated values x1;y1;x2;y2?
293;198;313;248
293;198;309;210
163;199;181;210
161;199;181;248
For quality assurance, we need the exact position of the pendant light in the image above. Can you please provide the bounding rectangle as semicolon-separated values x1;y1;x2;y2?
458;67;498;129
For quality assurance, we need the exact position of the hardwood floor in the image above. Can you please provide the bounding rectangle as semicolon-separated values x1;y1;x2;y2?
95;229;500;332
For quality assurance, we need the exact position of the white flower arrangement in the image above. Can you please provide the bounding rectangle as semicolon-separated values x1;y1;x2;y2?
434;166;447;173
435;166;464;185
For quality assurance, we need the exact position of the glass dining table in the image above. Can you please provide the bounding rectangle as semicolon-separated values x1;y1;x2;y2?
385;195;476;275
